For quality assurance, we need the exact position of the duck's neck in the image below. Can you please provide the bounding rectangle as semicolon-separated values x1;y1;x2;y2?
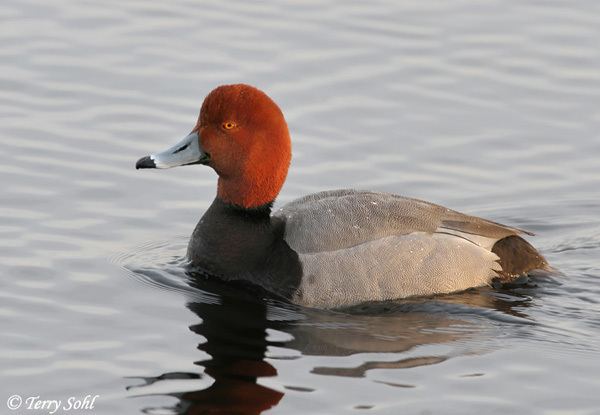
213;197;274;217
216;169;286;209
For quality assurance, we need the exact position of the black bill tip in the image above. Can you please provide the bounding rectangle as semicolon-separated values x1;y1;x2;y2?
136;156;156;169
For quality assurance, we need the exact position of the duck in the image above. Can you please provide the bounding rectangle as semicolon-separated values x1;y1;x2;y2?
136;84;549;309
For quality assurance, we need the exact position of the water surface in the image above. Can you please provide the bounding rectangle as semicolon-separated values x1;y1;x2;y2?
1;0;599;414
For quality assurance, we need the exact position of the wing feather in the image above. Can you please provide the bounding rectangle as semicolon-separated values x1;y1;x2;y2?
275;189;530;254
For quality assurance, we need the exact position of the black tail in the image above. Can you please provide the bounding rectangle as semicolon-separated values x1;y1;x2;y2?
492;235;549;280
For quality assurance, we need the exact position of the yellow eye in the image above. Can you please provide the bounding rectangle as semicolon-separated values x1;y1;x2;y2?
222;121;236;130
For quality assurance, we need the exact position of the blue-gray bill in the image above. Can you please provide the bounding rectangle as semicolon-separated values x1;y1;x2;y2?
135;131;209;169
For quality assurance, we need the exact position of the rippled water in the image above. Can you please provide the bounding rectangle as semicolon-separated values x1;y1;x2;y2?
2;0;600;413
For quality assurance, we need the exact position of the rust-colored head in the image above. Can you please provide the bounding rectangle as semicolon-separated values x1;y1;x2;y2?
195;84;291;208
136;84;292;209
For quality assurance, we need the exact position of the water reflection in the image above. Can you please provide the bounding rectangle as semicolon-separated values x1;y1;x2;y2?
127;272;534;414
181;295;284;414
129;279;285;414
288;288;532;378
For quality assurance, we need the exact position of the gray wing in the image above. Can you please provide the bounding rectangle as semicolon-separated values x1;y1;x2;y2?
274;189;531;254
292;233;503;308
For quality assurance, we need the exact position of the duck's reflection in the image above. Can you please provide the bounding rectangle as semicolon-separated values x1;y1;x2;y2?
180;300;282;413
129;281;532;414
178;281;287;415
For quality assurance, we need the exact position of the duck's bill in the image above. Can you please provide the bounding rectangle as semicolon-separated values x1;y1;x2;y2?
135;131;209;169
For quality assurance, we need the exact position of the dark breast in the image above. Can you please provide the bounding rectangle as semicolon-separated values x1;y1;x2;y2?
187;198;302;300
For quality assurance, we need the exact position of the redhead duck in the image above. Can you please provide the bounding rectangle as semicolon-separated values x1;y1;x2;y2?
136;84;549;309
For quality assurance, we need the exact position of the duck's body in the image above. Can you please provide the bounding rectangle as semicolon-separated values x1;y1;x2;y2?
136;84;548;309
186;189;545;309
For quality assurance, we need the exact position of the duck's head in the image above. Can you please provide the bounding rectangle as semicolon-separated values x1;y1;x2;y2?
136;84;291;208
